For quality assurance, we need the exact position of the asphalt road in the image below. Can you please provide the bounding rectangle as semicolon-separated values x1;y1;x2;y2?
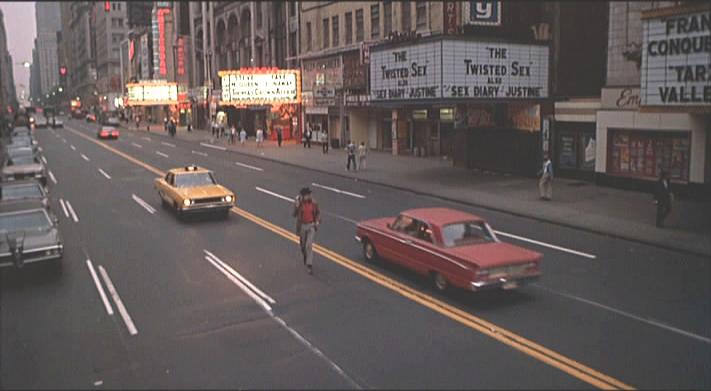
1;119;708;389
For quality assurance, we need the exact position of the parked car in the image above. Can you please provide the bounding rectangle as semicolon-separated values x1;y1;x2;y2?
154;165;235;217
5;145;41;159
0;200;63;270
355;208;543;292
0;179;49;209
71;109;84;119
97;126;120;139
1;154;47;185
9;134;38;147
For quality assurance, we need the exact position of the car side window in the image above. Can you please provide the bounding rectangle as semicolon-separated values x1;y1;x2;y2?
391;215;414;233
166;173;174;186
415;222;434;243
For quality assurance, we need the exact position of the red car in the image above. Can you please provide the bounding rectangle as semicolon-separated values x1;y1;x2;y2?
97;126;120;140
86;113;97;123
355;208;542;292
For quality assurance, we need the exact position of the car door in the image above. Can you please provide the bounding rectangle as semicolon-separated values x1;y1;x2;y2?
158;173;174;203
373;215;414;266
384;216;429;270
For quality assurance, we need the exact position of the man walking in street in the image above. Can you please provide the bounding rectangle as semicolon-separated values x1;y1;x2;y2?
256;127;264;148
239;127;247;145
293;187;320;275
346;140;357;171
276;127;283;147
304;127;312;148
654;169;674;228
538;153;553;201
229;124;237;145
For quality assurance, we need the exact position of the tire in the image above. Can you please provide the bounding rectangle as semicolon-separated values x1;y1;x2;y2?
432;272;449;292
160;194;168;208
362;239;378;262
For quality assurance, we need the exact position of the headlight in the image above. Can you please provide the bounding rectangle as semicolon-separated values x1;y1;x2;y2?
224;195;233;203
35;173;43;178
183;199;192;206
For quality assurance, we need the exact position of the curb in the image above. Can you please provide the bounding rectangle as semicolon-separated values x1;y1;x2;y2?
124;126;711;258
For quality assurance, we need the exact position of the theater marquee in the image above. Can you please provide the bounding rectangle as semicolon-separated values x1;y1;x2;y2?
126;81;178;106
641;6;711;110
219;68;301;106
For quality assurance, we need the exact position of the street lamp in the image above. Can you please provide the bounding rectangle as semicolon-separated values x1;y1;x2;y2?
58;87;63;92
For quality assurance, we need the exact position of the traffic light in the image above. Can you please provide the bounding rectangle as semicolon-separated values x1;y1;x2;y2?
59;66;67;77
104;1;110;12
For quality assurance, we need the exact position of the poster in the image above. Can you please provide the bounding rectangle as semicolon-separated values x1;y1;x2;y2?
559;135;576;169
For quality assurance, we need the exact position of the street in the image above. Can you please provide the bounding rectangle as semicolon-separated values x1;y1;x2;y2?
1;119;708;389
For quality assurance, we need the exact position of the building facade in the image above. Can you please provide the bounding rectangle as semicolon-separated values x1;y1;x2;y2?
595;2;710;196
35;2;62;97
59;1;97;108
0;8;17;119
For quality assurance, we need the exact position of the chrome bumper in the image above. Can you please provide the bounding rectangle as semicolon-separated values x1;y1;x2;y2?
0;246;63;268
354;235;362;242
470;273;541;291
180;202;233;213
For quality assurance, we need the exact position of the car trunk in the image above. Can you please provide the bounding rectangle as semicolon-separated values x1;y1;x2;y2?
443;242;541;268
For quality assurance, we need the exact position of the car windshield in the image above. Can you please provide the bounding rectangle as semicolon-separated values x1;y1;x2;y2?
8;156;40;166
174;172;216;188
2;184;43;200
441;221;498;247
101;127;115;132
7;148;34;156
0;210;51;232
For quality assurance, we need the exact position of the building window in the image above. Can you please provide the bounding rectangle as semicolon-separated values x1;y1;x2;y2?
289;1;296;17
111;2;121;11
371;4;380;39
355;9;364;41
111;47;120;59
306;22;312;51
111;18;124;28
322;18;330;49
383;1;392;36
416;1;427;29
608;130;690;181
344;12;353;45
332;15;339;47
256;3;262;28
111;33;124;44
289;31;297;57
401;2;411;31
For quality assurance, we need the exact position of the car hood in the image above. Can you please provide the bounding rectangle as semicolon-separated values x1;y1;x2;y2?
0;228;60;254
443;242;542;268
3;163;44;175
176;185;231;198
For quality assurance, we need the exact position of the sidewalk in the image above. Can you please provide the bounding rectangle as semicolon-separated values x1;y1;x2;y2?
130;125;711;256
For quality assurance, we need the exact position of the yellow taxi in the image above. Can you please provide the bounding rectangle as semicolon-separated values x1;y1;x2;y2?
154;165;235;216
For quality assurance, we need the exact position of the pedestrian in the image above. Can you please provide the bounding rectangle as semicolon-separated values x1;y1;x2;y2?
169;119;176;137
304;127;312;148
239;127;247;145
256;127;264;148
346;140;357;171
276;127;283;147
135;115;140;129
322;134;329;154
211;120;217;138
538;153;553;201
654;169;674;228
358;142;367;171
228;124;235;144
164;117;169;132
293;187;320;275
147;114;152;132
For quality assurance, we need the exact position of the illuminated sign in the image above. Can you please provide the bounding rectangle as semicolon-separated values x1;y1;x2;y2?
152;8;170;77
176;36;185;76
219;68;301;105
128;39;135;61
126;81;178;106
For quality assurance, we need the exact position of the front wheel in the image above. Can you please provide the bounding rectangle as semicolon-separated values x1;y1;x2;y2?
432;272;449;292
363;239;378;262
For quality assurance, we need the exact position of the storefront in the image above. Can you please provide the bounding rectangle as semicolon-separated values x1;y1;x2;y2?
219;68;301;140
125;80;179;127
301;55;342;146
369;36;551;174
553;98;601;180
596;5;710;196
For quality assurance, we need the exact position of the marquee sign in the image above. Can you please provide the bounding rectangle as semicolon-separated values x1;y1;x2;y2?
370;39;548;101
219;68;301;106
126;81;178;106
640;7;711;109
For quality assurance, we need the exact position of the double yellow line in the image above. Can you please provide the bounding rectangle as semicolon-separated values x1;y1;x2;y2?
65;126;634;390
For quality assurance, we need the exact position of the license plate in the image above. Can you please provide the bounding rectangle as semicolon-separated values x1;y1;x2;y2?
502;281;519;290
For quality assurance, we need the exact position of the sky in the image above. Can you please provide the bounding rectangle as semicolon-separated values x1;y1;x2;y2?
0;1;36;98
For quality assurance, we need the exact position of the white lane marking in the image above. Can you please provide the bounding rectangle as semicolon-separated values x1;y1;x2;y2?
327;212;358;225
533;284;711;344
70;145;76;150
192;150;208;157
204;255;272;312
98;168;112;180
81;153;90;161
494;230;597;259
255;187;293;202
161;141;176;148
41;156;48;164
59;198;69;218
235;161;264;172
65;200;80;223
131;142;143;148
204;250;276;304
156;151;169;158
48;170;57;184
141;136;152;141
131;194;156;214
311;182;366;199
98;265;138;336
200;142;226;151
94;380;103;386
86;259;114;315
271;315;361;389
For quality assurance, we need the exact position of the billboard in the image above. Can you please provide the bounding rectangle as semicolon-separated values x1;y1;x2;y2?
126;81;178;106
219;68;301;106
